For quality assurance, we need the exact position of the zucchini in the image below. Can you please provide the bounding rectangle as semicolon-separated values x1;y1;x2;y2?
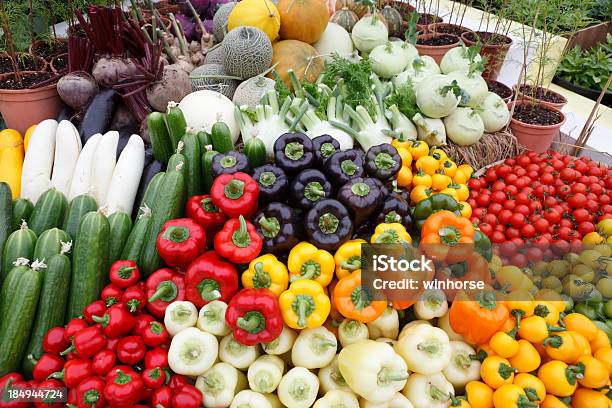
33;228;71;262
121;208;152;264
148;112;173;164
0;262;43;376
28;189;68;236
243;136;266;168
181;131;203;197
166;103;187;150
63;194;98;240
66;212;110;319
139;169;185;276
1;222;37;283
0;183;12;270
11;198;33;231
202;147;219;193
108;212;132;264
211;121;234;153
196;131;212;150
22;253;71;376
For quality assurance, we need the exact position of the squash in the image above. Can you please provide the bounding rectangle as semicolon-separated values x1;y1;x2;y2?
335;0;368;18
0;145;24;198
268;40;325;90
381;5;403;38
330;7;359;32
227;0;281;42
278;0;329;44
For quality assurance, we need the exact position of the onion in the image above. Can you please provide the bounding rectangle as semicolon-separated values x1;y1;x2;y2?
146;64;192;112
444;107;484;146
57;71;99;109
478;92;510;132
351;15;388;53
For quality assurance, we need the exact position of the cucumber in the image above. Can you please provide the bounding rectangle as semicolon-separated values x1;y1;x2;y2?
108;212;132;264
11;198;33;231
0;263;43;376
140;172;166;211
168;148;187;190
148;112;173;164
28;189;68;236
202;147;219;194
166;103;187;150
63;194;98;241
0;183;12;271
181;131;203;197
22;253;71;376
196;131;212;150
33;228;71;262
1;223;37;283
244;137;267;168
139;169;185;276
0;264;30;321
211;121;234;153
66;212;110;319
121;209;152;264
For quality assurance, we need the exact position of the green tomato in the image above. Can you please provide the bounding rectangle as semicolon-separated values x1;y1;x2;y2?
575;302;598;320
605;300;612;319
593;244;612;257
596;276;612;298
547;260;570;278
563;252;581;266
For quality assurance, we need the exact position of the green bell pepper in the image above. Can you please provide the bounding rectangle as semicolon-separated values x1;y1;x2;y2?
413;193;461;230
474;230;493;262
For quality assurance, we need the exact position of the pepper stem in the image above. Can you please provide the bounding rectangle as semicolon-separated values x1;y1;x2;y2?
438;226;460;246
304;182;326;202
220;155;237;168
285;142;304;160
224;179;245;200
198;279;222;301
476;291;498;311
232;216;252;248
294;260;321;281
341;256;361;271
259;216;280;238
318;213;339;234
237;311;266;334
253;263;272;288
114;370;132;385
91;314;109;328
201;197;219;213
259;171;277;187
351;286;372;310
320;142;336;158
83;390;100;405
162;225;190;243
292;295;315;328
351;182;371;197
375;152;397;170
148;280;179;303
377;368;408;384
340;159;358;176
117;266;136;279
60;344;75;356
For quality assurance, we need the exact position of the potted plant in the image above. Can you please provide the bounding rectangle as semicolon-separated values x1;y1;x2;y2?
415;33;460;64
427;0;473;37
486;79;513;102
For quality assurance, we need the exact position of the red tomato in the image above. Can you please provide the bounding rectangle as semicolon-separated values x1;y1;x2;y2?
528;201;543;213
520;224;536;239
571;183;587;195
589;167;603;177
572;209;591;223
473;207;486;220
467;198;477;209
533;218;549;234
510;213;526;228
505;158;516;166
476;193;490;208
511;253;528;268
589;183;603;195
516;155;531;167
488;203;503;215
568;193;587;208
544;196;557;209
504;174;518;185
468;178;482;190
490;230;506;244
506;227;521;239
559;218;573;229
514;204;530;216
541;173;554;185
577;222;595;236
485;168;498;183
600;194;611;205
498;209;513;225
556;184;572;199
496;165;512;178
505;185;519;197
479;222;493;236
544;209;561;224
503;200;516;211
491;191;506;204
515;193;530;205
483;213;498;226
492;181;506;192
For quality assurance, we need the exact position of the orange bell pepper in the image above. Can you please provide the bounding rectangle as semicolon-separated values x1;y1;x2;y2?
421;210;475;263
449;290;509;345
332;271;387;323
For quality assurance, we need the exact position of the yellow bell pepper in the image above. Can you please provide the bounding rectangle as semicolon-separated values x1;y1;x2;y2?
407;140;429;160
513;373;545;403
279;279;330;329
562;313;598;341
537;360;579;397
543;331;580;363
575;355;608;389
241;254;289;297
459;201;472;218
412;169;433;188
396;148;413;187
492;384;533;408
465;381;494;408
489;331;519;359
590;329;610;352
287;242;334;287
23;125;36;152
333;239;365;280
454;183;469;202
391;136;411;150
509;340;540;374
415;155;439;175
517;315;551;343
431;172;452;191
504;292;535;318
439;187;459;201
532;300;559;326
540;394;572;408
370;223;412;244
457;163;474;179
480;356;515;389
450;397;471;408
569;331;592;357
410;185;432;204
453;169;469;184
440;159;458;177
571;388;611;408
593;347;612;376
430;147;448;163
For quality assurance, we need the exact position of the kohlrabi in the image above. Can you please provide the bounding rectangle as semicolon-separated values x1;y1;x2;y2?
440;43;483;74
416;74;461;118
444;107;485;146
447;70;488;108
351;15;388;53
370;42;410;79
393;55;441;88
478;91;510;132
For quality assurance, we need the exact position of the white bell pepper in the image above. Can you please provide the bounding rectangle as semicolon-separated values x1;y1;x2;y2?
196;362;247;408
165;301;198;336
247;355;285;393
360;393;415;408
278;367;320;408
318;355;353;394
197;300;231;336
338;339;409;403
394;325;451;375
168;327;218;376
398;320;431;340
219;333;260;370
367;307;399;340
375;338;397;348
339;319;369;347
413;290;448;320
437;312;464;341
402;373;453;408
442;341;481;391
314;390;360;408
262;324;297;355
230;390;282;408
291;326;337;369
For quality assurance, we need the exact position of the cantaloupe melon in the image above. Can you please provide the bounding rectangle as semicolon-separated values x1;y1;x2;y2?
212;2;237;42
233;76;276;107
189;64;239;99
222;26;273;79
268;40;324;90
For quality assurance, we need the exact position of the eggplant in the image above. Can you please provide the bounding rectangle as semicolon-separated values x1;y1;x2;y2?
116;125;140;158
56;105;74;122
79;89;119;144
132;160;164;219
304;199;353;251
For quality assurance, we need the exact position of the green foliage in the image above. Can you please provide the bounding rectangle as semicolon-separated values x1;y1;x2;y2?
321;54;375;116
556;35;612;92
588;0;612;22
386;83;420;119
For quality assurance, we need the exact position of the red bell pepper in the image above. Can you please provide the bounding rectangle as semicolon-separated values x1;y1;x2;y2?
144;347;168;369
185;195;227;240
210;172;259;218
116;336;146;365
75;376;105;408
167;375;189;390
103;367;143;407
151;386;172;408
226;288;283;346
122;284;147;313
91;349;116;376
157;218;206;269
146;269;185;319
92;305;136;338
31;354;64;382
142;321;169;348
82;301;107;324
0;374;29;408
132;314;155;335
62;326;107;359
34;379;63;408
142;367;164;389
100;284;124;307
105;338;119;353
171;385;202;408
214;216;262;264
109;260;140;288
42;327;69;355
184;251;239;308
64;319;88;342
49;359;92;388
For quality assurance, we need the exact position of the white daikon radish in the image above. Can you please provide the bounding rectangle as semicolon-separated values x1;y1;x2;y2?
90;131;119;206
68;133;102;200
20;119;58;203
51;120;82;197
104;135;145;215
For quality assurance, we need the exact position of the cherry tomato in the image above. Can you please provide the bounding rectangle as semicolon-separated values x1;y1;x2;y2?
503;200;516;211
483;213;498;226
534;218;550;234
506;227;521;239
544;209;561;224
479;222;493;236
514;204;530;216
488;203;503;215
572;209;591;223
577;222;595;236
490;230;506;244
525;247;543;262
498;209;513;225
476;193;490;208
568;193;587;208
541;173;554;185
589;183;603;195
571;183;587;195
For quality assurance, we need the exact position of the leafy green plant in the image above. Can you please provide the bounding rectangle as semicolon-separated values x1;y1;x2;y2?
556;35;612;92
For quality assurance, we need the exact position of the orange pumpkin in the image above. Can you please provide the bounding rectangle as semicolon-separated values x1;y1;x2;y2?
278;0;329;43
269;40;325;90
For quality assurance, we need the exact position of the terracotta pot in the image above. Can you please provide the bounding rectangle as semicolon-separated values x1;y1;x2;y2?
0;72;63;134
415;33;459;65
513;84;568;110
28;39;68;59
50;53;68;74
390;0;415;20
508;100;565;153
427;22;473;37
416;13;441;32
486;79;513;103
0;52;47;74
461;31;512;81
